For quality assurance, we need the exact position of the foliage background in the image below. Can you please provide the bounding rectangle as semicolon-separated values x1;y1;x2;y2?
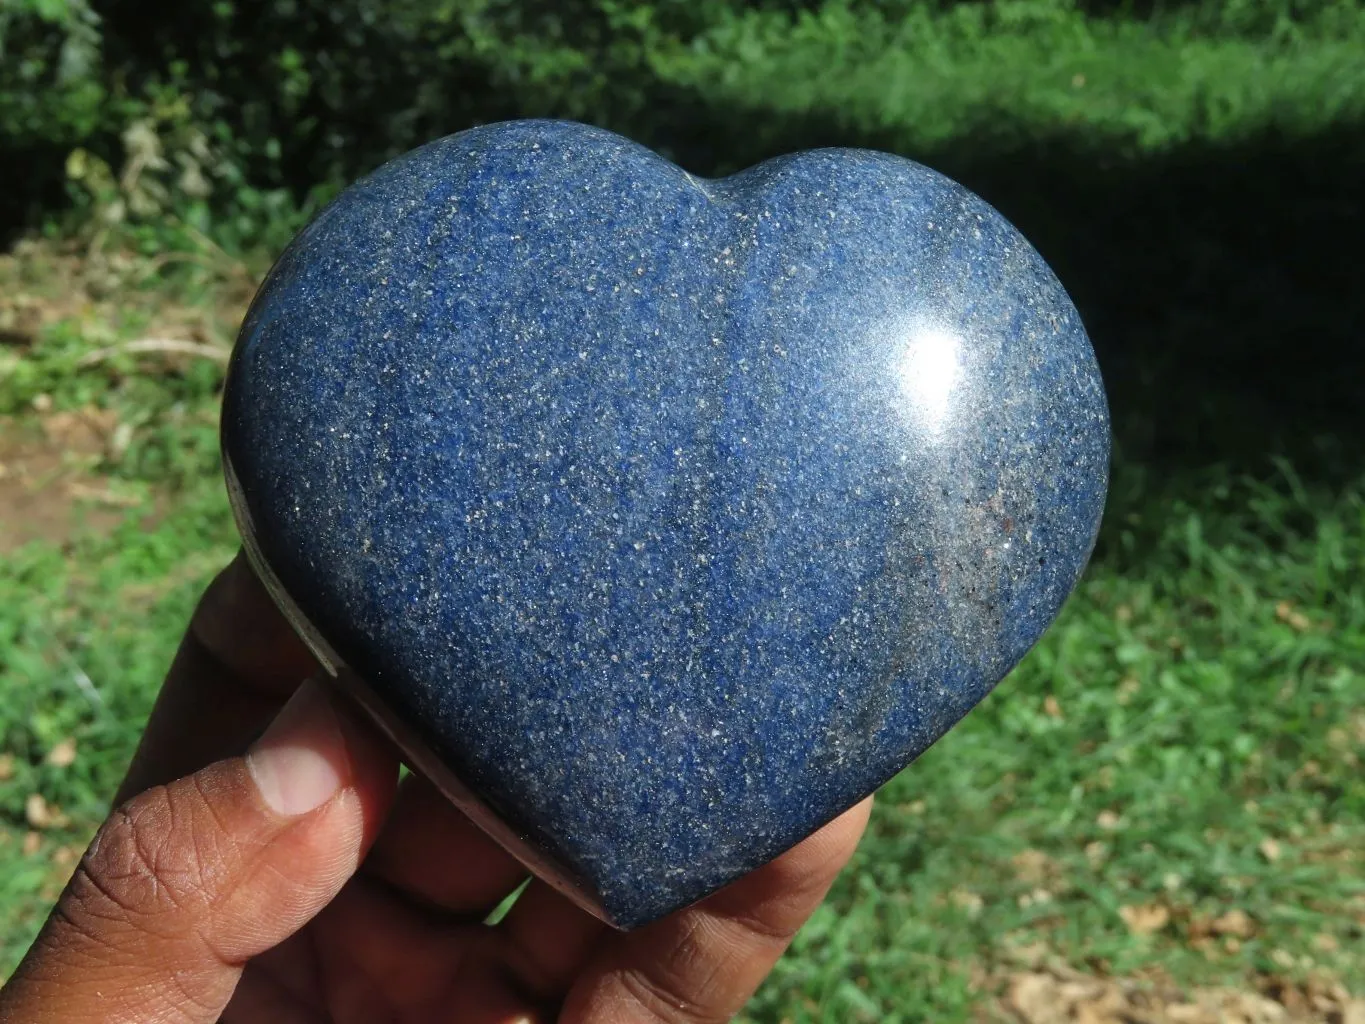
1;0;1363;1020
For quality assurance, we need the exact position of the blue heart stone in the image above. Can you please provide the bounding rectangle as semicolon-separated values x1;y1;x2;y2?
222;119;1108;929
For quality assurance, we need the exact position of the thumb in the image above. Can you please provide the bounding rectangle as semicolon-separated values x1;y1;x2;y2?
0;678;398;1024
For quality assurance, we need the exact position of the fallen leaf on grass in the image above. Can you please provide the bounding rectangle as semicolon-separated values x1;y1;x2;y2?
0;752;13;780
1275;600;1312;632
1188;907;1256;942
22;831;41;856
64;480;143;508
1096;810;1123;830
1290;761;1322;786
25;793;69;830
951;888;984;916
1003;940;1051;969
1019;888;1054;909
1008;972;1061;1024
1259;837;1282;863
25;793;51;828
1120;903;1170;935
1013;849;1056;884
1214;908;1256;938
46;737;77;768
1044;695;1064;719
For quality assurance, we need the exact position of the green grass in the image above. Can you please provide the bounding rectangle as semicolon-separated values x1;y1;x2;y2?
1;248;1361;1015
0;243;246;965
656;1;1365;162
2;1;1364;998
0;490;237;963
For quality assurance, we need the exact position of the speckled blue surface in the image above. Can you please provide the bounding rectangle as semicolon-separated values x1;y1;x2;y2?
222;119;1109;929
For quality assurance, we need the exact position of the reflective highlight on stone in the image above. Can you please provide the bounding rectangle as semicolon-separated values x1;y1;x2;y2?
222;120;1110;929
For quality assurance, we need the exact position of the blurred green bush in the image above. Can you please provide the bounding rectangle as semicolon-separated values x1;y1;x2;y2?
2;0;1363;249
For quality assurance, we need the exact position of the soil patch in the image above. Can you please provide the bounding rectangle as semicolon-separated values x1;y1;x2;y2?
0;410;146;552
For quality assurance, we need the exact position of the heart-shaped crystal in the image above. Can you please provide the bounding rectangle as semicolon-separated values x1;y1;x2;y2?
222;119;1109;929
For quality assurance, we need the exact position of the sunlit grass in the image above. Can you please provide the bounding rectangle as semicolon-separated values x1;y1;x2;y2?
1;248;1361;1018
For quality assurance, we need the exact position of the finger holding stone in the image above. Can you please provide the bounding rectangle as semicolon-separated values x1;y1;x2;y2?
559;799;872;1024
117;553;319;801
361;772;531;918
0;678;398;1024
493;880;610;1001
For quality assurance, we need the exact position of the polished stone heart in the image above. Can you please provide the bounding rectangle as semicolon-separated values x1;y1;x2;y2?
222;119;1109;928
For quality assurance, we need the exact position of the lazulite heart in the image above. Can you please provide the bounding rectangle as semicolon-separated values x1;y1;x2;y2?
222;119;1109;929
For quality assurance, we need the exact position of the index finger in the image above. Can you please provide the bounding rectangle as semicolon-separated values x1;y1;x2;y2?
116;552;318;802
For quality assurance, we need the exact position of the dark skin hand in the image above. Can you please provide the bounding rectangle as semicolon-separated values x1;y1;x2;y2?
0;554;870;1023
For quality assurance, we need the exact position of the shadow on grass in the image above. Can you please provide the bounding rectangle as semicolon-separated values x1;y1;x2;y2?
6;70;1360;490
641;97;1365;491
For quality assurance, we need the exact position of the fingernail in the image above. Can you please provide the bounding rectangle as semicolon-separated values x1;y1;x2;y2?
247;678;347;816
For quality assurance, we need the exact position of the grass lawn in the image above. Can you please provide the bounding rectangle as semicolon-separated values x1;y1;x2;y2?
1;2;1363;1007
1;235;1361;1020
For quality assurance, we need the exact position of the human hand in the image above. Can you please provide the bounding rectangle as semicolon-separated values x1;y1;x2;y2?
0;554;870;1023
